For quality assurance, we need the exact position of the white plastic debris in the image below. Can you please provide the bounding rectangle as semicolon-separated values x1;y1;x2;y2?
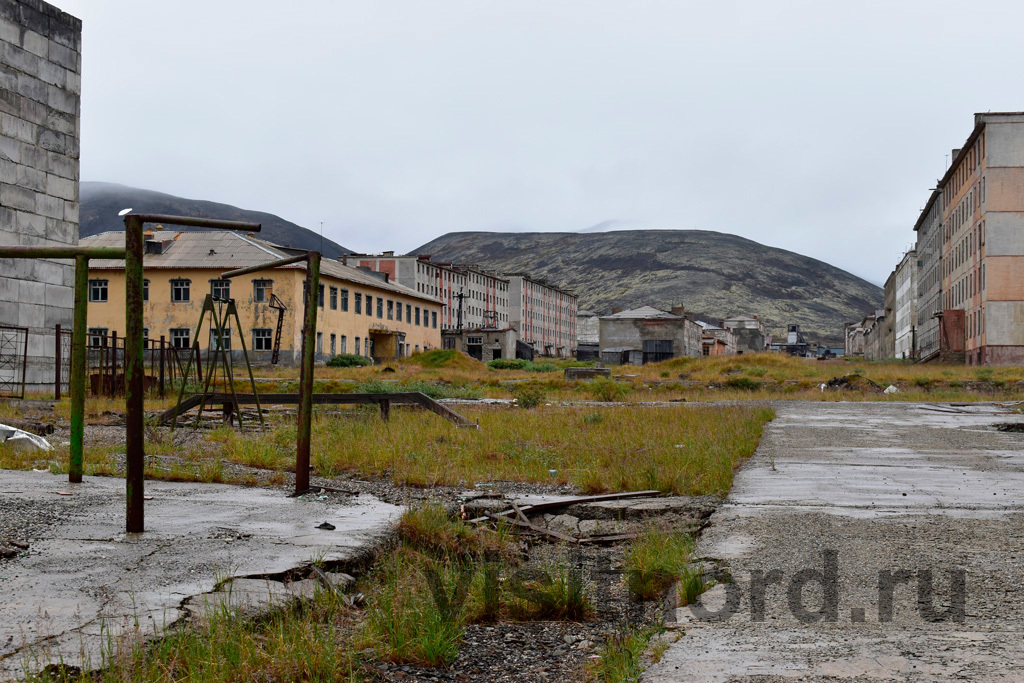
883;385;899;394
819;383;827;392
0;424;53;453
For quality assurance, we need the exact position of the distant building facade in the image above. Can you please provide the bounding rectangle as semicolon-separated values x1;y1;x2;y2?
81;232;442;364
701;325;737;356
893;250;917;359
576;309;600;360
598;306;702;365
913;191;943;360
506;274;577;358
720;316;766;354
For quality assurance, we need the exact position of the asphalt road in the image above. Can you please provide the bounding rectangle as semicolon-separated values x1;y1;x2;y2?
645;401;1024;683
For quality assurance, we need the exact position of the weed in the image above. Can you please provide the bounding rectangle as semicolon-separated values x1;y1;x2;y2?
678;565;713;606
507;557;592;620
588;378;631;402
587;627;659;682
724;376;761;391
512;383;547;409
625;527;695;601
325;353;373;368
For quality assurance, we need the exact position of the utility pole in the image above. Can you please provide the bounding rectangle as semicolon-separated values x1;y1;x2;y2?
456;289;465;330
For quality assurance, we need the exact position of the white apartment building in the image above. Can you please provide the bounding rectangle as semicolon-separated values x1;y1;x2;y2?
507;274;578;357
893;249;917;359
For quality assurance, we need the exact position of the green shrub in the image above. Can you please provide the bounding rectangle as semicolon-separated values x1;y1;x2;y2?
355;378;482;400
625;528;695;601
507;559;592;620
487;358;557;372
513;383;547;409
325;353;373;368
724;376;761;391
588;378;631;402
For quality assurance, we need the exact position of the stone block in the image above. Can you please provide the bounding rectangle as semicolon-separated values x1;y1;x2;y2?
0;40;40;78
0;273;18;301
0;222;14;244
36;127;67;154
45;108;73;134
18;278;46;305
44;282;73;309
0;63;17;92
0;15;21;45
0;300;18;327
15;162;45;191
0;181;35;210
18;139;45;169
34;190;62;217
64;69;78;95
14;208;45;236
33;259;69;286
47;39;76;71
20;29;46;58
0;111;35;143
46;82;75;114
16;71;46;103
44;216;73;242
43;302;69;327
18;302;45;328
47;13;81;51
16;3;48;37
0;86;17;116
36;58;63;87
0;132;20;162
45;171;73;199
17;231;47;246
0;156;13;179
18;94;46;125
62;199;77;222
45;150;74;178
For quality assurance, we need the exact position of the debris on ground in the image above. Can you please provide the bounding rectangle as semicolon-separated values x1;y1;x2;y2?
0;423;53;453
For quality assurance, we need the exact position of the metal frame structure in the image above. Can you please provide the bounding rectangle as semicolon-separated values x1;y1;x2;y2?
0;325;29;399
2;214;260;533
220;251;320;494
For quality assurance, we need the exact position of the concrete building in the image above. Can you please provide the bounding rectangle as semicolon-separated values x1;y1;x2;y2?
893;250;917;359
352;254;470;329
598;306;702;365
701;325;737;356
506;274;577;358
720;316;766;354
575;309;600;360
913;190;943;360
770;324;812;356
880;271;896;359
937;112;1024;365
80;232;442;364
0;0;81;391
844;319;869;356
441;327;525;363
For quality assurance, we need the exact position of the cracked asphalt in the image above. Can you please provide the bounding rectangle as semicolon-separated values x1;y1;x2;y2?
0;471;400;680
644;401;1024;683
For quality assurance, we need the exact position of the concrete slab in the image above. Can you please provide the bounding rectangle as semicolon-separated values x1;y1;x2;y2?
0;471;401;679
645;402;1024;682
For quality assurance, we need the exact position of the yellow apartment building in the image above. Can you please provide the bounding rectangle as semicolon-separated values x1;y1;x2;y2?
79;231;442;363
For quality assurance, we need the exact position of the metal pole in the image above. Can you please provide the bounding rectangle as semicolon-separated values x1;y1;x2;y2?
111;330;118;397
124;215;145;533
54;323;61;401
296;252;319;494
69;256;88;483
159;335;165;398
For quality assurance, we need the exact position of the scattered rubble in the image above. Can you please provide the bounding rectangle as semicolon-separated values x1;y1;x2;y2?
0;423;53;453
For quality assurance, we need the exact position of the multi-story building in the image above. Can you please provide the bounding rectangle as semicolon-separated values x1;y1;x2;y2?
506;274;577;357
457;264;509;330
913;191;943;360
351;253;466;329
893;250;917;359
720;316;766;354
599;306;701;364
80;232;441;363
937;112;1024;365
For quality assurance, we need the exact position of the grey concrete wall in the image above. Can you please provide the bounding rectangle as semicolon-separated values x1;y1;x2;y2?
598;317;701;360
0;0;81;392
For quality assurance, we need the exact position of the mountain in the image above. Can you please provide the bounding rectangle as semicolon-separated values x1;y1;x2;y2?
414;230;882;343
79;182;351;258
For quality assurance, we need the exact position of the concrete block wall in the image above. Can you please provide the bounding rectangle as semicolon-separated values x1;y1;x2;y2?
0;0;81;392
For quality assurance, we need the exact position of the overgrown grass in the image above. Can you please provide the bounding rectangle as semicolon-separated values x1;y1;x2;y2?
625;528;695;601
588;627;662;683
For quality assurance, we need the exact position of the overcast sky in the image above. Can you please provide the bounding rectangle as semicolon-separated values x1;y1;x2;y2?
59;0;1024;285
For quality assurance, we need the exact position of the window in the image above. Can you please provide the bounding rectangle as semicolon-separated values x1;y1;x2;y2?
330;333;336;356
355;292;362;314
366;295;374;316
415;307;421;325
406;304;412;323
316;331;323;353
88;327;108;347
253;329;272;351
329;286;338;310
318;284;325;308
341;289;349;312
467;336;482;345
171;328;191;349
143;279;149;302
432;311;437;328
341;335;347;353
355;337;361;355
171;279;191;302
211;279;230;300
209;328;231;350
377;297;384;318
387;300;394;320
88;279;108;302
254;279;272;302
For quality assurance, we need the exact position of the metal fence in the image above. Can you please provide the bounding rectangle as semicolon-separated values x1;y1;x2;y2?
54;326;198;399
0;325;28;399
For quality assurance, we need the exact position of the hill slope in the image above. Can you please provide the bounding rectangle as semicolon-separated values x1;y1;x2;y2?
80;182;351;258
414;230;881;343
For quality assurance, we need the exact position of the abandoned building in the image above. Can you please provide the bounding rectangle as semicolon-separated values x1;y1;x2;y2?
719;316;766;354
700;324;737;356
598;306;702;365
78;232;442;364
441;327;534;362
575;309;600;360
0;0;82;393
770;324;813;357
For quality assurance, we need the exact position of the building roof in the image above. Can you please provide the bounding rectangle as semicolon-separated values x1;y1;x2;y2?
81;231;437;304
600;305;680;320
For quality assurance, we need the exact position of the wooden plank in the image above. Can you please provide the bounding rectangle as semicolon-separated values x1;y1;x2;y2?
469;490;662;524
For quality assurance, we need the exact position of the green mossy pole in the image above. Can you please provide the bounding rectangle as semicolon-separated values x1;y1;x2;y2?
124;215;145;533
69;255;88;483
295;252;320;494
